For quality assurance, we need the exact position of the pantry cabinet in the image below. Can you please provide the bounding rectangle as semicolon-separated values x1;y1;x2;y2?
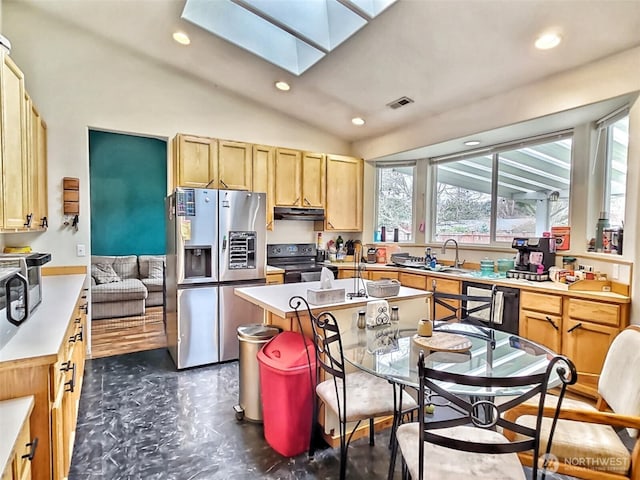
324;155;363;231
252;144;275;230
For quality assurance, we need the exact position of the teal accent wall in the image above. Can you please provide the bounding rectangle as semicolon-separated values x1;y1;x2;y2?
90;131;167;255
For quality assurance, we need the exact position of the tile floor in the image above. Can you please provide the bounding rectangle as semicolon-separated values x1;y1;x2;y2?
69;348;577;479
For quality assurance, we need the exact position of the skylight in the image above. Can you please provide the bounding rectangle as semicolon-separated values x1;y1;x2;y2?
181;0;398;75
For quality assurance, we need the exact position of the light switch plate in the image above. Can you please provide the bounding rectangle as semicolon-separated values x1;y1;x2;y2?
76;244;86;257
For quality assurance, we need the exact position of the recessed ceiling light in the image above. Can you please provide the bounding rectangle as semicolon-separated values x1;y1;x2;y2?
275;81;291;91
173;31;191;45
464;140;481;146
535;32;562;50
351;117;365;126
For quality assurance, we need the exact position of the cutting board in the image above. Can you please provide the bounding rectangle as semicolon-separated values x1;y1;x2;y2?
412;332;472;352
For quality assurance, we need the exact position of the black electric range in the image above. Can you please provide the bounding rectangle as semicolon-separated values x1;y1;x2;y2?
267;243;338;283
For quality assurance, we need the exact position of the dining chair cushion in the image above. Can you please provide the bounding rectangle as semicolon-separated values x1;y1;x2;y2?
395;423;526;480
515;414;631;475
316;371;417;422
598;328;640;436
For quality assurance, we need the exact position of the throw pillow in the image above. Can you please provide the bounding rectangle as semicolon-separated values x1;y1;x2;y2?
148;257;164;279
91;263;121;285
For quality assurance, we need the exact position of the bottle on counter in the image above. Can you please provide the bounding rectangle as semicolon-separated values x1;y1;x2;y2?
380;226;386;242
595;212;609;252
357;310;366;330
393;228;399;242
316;232;323;250
336;235;344;251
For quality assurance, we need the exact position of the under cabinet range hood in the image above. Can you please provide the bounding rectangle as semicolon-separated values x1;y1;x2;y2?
273;207;325;221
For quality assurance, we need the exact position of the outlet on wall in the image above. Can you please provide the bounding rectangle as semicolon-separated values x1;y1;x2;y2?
76;244;86;257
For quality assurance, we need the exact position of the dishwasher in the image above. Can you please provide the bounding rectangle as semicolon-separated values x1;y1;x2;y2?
461;281;520;335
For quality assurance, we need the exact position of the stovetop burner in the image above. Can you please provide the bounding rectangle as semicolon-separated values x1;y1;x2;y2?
267;243;337;282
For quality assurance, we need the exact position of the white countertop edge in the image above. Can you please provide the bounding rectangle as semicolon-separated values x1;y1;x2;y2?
0;274;86;364
235;278;430;318
0;396;34;475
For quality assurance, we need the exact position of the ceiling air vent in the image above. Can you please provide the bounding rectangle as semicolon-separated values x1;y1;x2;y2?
386;96;414;110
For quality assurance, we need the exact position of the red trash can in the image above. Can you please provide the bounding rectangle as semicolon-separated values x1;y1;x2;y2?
257;331;316;457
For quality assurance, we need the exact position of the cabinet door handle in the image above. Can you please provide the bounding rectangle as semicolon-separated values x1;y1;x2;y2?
24;213;33;228
75;326;84;342
567;322;583;333
219;179;228;188
303;197;311;206
293;197;300;205
80;303;88;313
21;437;38;461
60;361;73;372
64;364;77;393
40;216;48;228
69;335;77;343
545;316;559;330
327;222;335;229
266;221;273;228
75;316;82;324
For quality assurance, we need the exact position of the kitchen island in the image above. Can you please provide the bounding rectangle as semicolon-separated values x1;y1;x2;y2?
235;278;430;448
235;278;431;337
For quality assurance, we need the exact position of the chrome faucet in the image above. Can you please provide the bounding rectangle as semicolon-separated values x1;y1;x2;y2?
441;239;464;269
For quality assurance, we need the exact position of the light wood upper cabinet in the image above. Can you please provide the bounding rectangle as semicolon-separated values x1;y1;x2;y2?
1;53;28;229
173;134;218;188
324;154;363;231
24;96;48;230
274;148;302;206
301;152;325;208
218;140;252;190
252;144;275;230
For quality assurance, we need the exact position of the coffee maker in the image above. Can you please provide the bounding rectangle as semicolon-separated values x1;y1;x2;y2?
506;237;556;281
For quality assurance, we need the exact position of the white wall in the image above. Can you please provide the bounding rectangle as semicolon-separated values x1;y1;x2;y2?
1;3;350;264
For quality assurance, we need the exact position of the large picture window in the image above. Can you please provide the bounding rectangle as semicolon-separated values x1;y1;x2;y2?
433;133;572;245
375;163;415;242
604;115;628;228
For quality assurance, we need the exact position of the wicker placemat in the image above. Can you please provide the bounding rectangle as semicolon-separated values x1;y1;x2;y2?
412;332;472;352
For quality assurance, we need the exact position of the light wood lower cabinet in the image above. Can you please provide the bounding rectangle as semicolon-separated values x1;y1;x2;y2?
398;272;428;290
266;272;284;284
1;398;35;480
0;288;87;480
426;276;461;321
519;290;629;398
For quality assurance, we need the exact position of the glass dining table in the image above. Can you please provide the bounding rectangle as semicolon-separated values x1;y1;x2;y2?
341;322;560;397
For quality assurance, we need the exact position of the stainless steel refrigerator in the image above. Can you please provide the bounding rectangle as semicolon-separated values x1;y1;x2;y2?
165;188;267;369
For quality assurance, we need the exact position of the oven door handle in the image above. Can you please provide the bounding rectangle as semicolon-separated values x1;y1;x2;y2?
7;273;29;326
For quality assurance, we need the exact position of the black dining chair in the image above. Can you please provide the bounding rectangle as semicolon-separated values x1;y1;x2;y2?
390;350;577;480
290;295;417;480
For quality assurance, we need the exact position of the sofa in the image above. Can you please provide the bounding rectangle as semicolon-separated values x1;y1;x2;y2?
91;255;165;320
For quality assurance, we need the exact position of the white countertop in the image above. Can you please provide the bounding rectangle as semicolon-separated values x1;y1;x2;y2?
235;278;430;318
0;274;86;366
0;396;34;476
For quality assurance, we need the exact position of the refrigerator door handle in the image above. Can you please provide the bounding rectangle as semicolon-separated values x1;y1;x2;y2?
222;235;227;251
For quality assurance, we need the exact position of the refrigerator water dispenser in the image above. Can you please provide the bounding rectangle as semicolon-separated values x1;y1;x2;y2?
184;246;212;279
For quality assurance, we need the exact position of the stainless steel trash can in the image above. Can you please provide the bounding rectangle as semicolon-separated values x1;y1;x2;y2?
234;324;281;422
